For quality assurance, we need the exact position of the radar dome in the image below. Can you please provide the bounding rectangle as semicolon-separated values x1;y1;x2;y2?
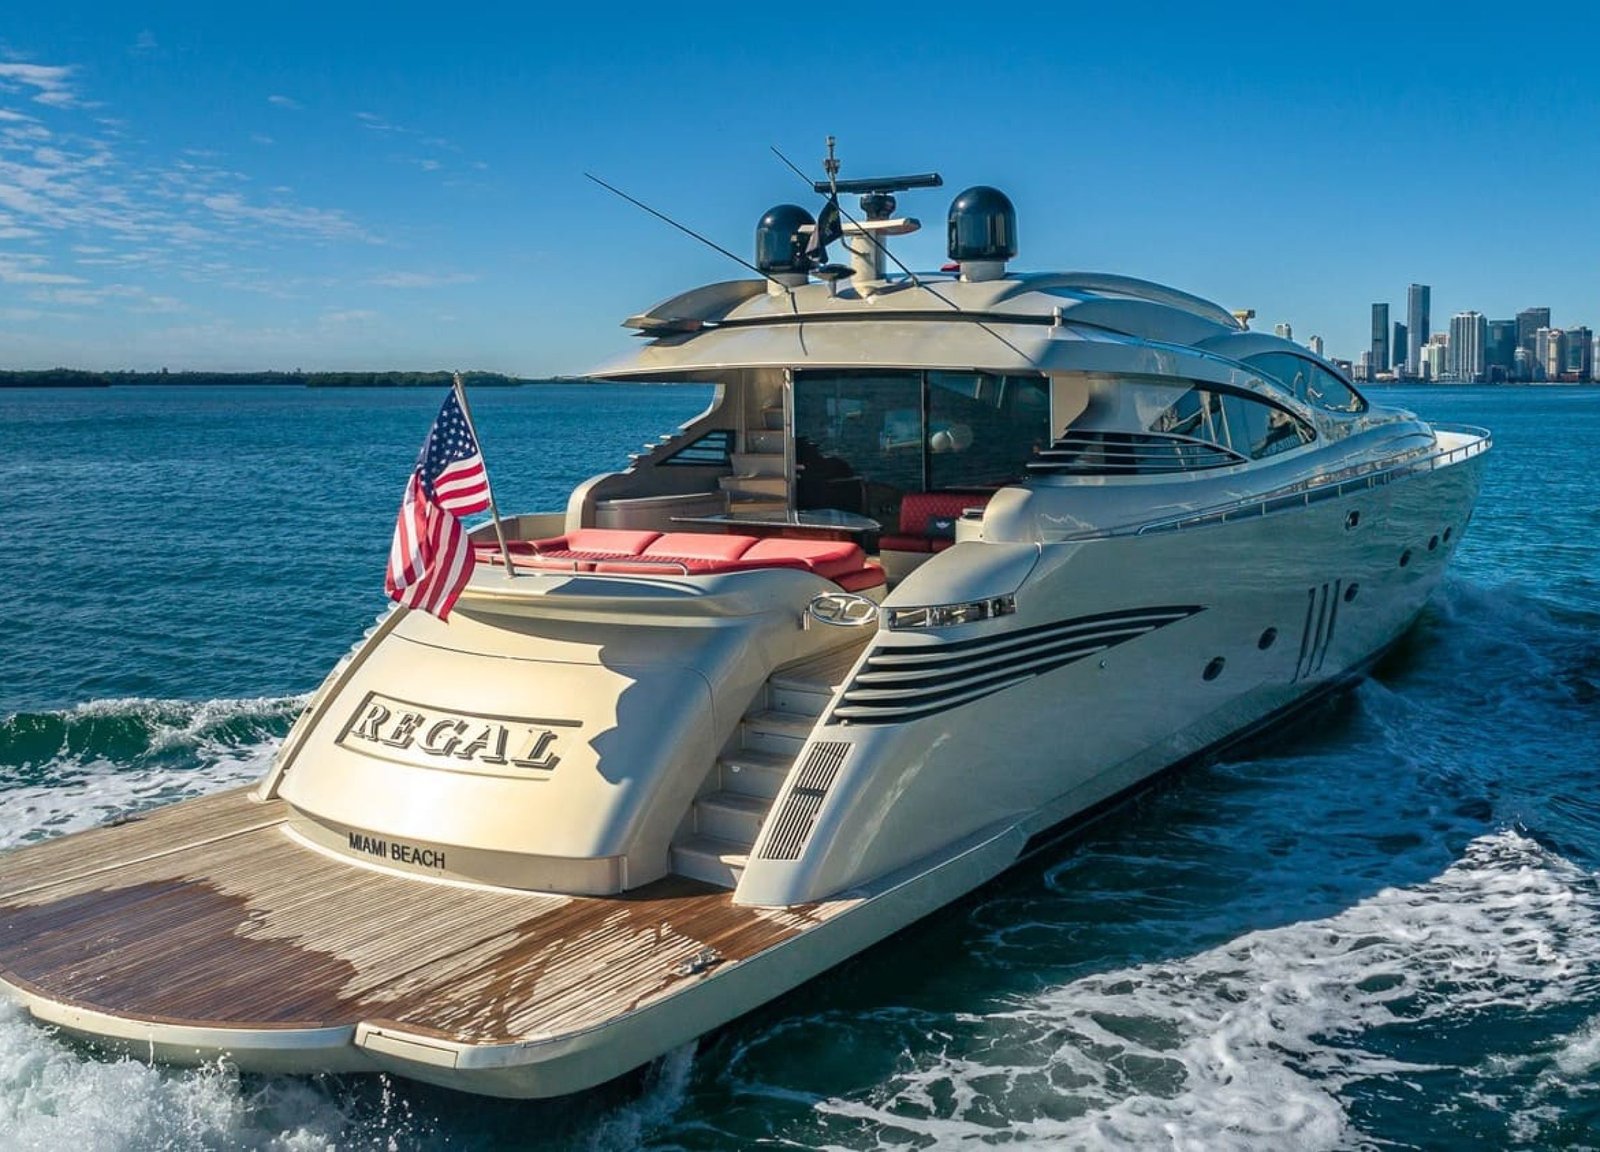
755;204;816;275
947;186;1017;262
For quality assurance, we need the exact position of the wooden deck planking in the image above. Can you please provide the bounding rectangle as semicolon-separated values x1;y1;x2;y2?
0;787;283;902
0;788;857;1045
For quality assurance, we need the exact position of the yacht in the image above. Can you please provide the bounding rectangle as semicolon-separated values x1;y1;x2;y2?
0;161;1489;1098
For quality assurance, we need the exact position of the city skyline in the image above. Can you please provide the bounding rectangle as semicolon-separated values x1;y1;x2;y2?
6;4;1600;374
1302;286;1598;383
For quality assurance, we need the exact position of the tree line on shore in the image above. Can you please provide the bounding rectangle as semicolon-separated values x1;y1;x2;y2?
0;369;552;389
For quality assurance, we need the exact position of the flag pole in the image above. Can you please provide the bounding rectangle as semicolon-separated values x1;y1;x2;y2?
450;371;516;578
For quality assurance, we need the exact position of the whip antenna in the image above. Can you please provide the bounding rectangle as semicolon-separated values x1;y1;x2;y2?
585;173;793;296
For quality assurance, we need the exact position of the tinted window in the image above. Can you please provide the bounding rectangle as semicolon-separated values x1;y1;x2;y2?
793;370;1048;521
1245;353;1366;413
1219;392;1314;458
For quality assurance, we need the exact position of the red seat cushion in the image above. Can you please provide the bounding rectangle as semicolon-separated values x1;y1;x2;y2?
836;563;886;591
741;538;865;579
878;534;936;553
882;492;992;551
641;533;760;562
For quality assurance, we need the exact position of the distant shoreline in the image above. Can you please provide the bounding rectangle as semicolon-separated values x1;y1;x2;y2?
0;370;577;389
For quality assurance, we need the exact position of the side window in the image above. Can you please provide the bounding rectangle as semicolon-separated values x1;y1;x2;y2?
1149;385;1224;443
1308;364;1365;413
1218;393;1315;459
1245;353;1367;414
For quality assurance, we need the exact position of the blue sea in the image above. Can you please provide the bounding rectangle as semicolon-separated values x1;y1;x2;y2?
1;383;1598;1150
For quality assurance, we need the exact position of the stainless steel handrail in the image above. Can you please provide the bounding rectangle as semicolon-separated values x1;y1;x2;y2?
1116;424;1492;539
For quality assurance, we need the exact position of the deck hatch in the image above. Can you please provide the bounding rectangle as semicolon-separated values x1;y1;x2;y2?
833;606;1203;725
758;741;851;860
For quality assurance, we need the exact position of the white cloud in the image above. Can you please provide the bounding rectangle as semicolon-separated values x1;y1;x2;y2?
0;254;86;285
267;94;301;110
131;31;159;55
200;192;374;243
250;133;274;146
321;308;378;325
368;270;477;288
0;64;78;108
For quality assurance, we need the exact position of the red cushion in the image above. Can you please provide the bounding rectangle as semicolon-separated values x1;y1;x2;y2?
562;528;661;556
640;533;760;562
897;492;991;535
878;534;936;553
742;538;865;579
836;563;886;591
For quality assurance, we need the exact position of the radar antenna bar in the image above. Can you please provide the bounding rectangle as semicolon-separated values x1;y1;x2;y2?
771;145;1029;361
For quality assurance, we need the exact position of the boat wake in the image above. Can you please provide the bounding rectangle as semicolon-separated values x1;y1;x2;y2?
720;830;1600;1150
0;695;302;850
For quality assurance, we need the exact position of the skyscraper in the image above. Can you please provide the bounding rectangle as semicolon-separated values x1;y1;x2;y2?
1536;328;1564;383
1392;321;1407;372
1517;308;1551;363
1369;304;1395;376
1274;322;1293;341
1449;312;1487;382
1407;284;1431;375
1308;334;1325;357
1486;319;1517;382
1565;326;1592;380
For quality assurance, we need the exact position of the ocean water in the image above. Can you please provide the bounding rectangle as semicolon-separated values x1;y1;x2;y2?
1;382;1597;1151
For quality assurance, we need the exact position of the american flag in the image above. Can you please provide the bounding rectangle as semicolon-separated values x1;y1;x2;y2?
385;387;492;619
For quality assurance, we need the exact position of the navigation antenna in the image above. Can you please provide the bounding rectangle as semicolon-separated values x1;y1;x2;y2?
770;143;1029;361
584;172;798;303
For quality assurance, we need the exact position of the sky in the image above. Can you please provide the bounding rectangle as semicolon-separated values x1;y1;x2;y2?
3;1;1600;375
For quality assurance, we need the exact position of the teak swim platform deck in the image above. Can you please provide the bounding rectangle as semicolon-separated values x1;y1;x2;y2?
0;787;860;1094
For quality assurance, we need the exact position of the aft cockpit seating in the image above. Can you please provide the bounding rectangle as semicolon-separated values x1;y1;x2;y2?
478;528;885;590
879;492;993;553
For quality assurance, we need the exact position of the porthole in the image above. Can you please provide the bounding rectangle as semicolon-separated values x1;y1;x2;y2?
1203;656;1226;681
1399;549;1412;568
1345;510;1360;530
1427;535;1439;552
1258;627;1278;650
1344;583;1360;603
1443;526;1453;543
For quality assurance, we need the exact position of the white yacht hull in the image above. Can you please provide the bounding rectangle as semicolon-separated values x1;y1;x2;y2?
0;444;1483;1097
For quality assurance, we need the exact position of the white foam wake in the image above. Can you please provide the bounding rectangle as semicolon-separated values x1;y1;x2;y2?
808;830;1600;1150
0;695;304;850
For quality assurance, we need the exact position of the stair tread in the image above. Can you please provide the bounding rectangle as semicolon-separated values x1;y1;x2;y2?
698;790;771;815
773;642;871;691
746;709;815;733
674;834;750;861
722;747;794;770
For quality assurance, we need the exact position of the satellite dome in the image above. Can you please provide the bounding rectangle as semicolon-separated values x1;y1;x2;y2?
755;204;816;275
947;186;1017;262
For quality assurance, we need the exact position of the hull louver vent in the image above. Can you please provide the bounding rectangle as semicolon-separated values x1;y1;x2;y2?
758;741;851;861
1293;581;1341;682
833;605;1203;726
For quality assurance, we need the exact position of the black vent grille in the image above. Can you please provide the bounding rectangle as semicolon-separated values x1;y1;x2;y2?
757;741;850;861
833;606;1203;726
1028;432;1244;475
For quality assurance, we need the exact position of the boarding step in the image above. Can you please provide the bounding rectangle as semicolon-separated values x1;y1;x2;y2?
718;747;795;800
671;834;749;888
741;710;816;757
745;429;784;455
694;790;770;844
719;474;787;497
731;451;785;477
726;493;787;513
766;678;834;719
